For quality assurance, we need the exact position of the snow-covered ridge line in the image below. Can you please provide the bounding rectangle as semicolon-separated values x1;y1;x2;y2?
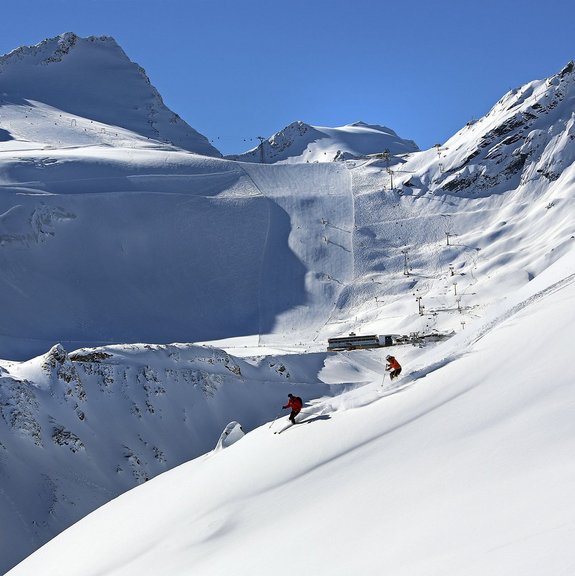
0;32;106;65
227;120;419;164
428;60;575;197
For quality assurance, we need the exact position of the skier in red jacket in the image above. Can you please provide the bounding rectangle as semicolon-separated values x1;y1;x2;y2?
385;355;402;380
282;393;303;423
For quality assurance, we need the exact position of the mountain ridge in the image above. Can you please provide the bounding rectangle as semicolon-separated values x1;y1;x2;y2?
226;119;419;163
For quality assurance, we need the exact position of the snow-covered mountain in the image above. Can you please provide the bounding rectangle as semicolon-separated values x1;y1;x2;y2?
0;32;220;156
226;120;419;163
1;32;575;574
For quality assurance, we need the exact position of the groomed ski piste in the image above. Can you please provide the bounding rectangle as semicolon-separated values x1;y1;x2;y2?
6;246;575;576
2;35;575;574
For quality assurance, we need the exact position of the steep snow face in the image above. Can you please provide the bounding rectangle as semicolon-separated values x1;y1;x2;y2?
0;33;220;156
227;120;419;164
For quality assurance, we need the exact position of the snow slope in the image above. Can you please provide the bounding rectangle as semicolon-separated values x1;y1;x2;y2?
0;148;358;360
0;340;343;573
8;245;575;576
227;120;419;164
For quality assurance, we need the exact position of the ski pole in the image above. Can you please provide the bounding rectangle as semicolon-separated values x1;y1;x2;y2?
268;412;284;429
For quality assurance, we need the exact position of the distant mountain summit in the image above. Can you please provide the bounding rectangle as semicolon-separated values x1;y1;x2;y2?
0;33;220;156
227;120;419;164
415;60;575;199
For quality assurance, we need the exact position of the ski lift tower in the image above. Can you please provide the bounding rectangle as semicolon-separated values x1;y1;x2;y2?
381;149;395;190
257;136;266;164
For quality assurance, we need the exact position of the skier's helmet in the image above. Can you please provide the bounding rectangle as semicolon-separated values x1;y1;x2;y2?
386;355;392;360
288;393;293;398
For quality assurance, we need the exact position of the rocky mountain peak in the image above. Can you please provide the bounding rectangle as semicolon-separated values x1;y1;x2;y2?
0;34;220;156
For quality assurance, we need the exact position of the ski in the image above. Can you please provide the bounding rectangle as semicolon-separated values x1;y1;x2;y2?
273;419;311;434
274;422;295;434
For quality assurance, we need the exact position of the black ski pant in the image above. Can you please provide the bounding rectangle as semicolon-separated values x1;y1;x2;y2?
289;409;300;423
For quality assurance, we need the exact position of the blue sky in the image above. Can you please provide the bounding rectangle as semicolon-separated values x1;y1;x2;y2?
1;0;574;155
